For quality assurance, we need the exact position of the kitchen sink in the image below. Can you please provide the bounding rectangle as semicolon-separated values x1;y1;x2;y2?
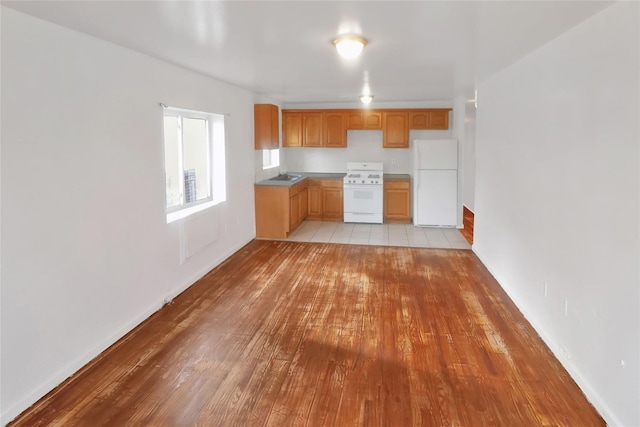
269;173;303;182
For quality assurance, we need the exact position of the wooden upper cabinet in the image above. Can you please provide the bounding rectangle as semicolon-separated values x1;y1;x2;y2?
383;111;409;148
303;112;323;147
346;111;364;129
282;111;302;147
282;110;328;147
409;111;430;129
409;109;451;130
346;110;382;130
254;104;279;150
323;111;347;147
428;109;450;129
363;111;383;129
284;108;449;148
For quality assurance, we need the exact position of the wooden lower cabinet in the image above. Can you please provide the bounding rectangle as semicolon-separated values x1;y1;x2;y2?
305;179;343;221
384;180;411;223
255;180;308;239
321;184;343;221
307;182;322;220
289;186;308;230
299;187;308;221
290;191;301;231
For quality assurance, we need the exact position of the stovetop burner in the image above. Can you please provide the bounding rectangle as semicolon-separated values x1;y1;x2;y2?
344;162;384;186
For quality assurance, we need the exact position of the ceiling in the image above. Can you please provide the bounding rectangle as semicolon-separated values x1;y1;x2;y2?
2;1;613;105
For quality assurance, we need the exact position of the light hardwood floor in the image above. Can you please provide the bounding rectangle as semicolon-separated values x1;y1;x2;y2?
10;240;603;426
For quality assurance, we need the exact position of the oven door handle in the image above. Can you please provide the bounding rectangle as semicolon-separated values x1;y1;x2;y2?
343;184;384;189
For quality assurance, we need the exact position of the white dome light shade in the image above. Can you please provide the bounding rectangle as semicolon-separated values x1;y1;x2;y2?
333;35;367;59
360;94;374;104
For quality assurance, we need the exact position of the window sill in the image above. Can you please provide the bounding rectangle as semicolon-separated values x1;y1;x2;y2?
167;201;217;223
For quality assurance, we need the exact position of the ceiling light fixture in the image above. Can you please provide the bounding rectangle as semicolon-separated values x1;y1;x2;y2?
333;35;367;59
360;94;374;104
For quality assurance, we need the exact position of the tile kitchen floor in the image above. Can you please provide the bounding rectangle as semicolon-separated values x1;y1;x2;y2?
283;221;472;250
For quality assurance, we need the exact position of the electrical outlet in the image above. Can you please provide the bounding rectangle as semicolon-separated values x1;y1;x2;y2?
543;282;548;298
561;297;568;317
620;360;626;368
560;346;572;360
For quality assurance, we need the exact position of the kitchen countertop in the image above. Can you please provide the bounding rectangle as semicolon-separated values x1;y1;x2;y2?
255;172;345;187
256;172;411;187
384;173;411;181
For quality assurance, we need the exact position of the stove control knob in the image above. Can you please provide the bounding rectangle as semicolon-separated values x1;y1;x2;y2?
361;180;365;184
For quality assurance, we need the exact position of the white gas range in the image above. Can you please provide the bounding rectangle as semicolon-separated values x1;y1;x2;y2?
343;162;384;224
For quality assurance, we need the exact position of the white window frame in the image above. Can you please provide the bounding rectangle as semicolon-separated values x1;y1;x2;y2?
262;148;280;170
162;105;226;223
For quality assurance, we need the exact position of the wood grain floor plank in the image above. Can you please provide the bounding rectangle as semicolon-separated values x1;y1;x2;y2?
9;240;604;427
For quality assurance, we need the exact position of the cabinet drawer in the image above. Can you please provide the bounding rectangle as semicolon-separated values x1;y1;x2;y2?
321;179;343;188
384;180;410;190
289;180;308;196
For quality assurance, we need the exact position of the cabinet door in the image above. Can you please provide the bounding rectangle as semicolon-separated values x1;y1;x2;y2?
270;105;279;144
290;192;300;230
299;187;308;221
303;112;323;147
429;110;449;129
307;184;322;220
254;104;279;149
323;112;347;147
384;180;411;223
346;110;382;130
322;186;344;221
346;111;364;129
282;112;302;147
255;186;290;239
383;111;409;148
409;111;429;129
363;111;382;129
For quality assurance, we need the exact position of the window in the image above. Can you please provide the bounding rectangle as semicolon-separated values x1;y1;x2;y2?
162;106;226;222
262;148;280;170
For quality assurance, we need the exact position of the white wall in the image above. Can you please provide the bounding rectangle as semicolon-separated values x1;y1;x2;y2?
462;101;476;212
1;8;257;424
474;3;639;426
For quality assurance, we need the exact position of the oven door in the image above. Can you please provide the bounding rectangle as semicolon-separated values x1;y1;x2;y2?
343;184;383;223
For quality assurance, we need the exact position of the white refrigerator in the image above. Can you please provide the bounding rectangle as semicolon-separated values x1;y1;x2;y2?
412;139;458;227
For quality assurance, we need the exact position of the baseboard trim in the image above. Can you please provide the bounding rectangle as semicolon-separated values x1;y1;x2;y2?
472;249;622;427
1;236;255;427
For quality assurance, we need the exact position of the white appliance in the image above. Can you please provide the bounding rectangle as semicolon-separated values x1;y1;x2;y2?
343;162;384;224
413;140;458;227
